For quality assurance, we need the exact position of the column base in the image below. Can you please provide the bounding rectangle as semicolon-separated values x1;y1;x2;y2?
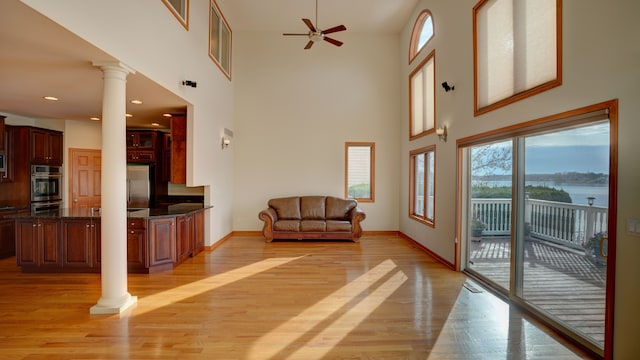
90;293;138;315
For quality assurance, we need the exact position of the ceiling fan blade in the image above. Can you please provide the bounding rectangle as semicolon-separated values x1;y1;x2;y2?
283;33;309;36
323;37;343;47
322;25;346;35
302;18;316;32
304;40;314;50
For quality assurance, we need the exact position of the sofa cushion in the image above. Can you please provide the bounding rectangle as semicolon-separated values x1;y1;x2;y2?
274;220;300;232
300;220;326;232
269;197;301;220
326;196;357;220
327;220;352;232
300;196;326;220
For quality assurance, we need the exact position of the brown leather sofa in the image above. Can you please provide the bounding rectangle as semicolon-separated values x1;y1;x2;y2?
258;196;366;242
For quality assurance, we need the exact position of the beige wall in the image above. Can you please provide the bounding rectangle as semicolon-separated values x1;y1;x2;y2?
398;0;640;356
231;31;401;231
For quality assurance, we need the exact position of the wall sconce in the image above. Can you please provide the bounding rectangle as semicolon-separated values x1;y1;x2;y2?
441;81;455;92
221;128;234;150
221;136;231;149
436;126;447;142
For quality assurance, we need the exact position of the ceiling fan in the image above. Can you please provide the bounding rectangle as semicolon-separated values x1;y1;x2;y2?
282;0;346;49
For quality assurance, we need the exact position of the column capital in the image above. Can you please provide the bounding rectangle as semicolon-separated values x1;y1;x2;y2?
92;60;136;75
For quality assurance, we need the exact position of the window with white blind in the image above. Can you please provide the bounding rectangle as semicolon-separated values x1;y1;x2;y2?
409;51;435;140
410;146;435;226
209;0;231;79
474;0;561;115
345;142;375;202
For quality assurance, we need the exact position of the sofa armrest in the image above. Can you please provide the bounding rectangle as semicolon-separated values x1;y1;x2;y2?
349;207;366;240
258;208;278;242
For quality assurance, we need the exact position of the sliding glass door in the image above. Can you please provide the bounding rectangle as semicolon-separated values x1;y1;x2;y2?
518;124;609;345
460;104;615;355
467;140;513;291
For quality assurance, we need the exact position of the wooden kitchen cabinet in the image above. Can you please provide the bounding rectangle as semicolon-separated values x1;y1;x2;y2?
30;128;63;165
170;115;187;184
127;131;157;149
14;207;208;274
61;219;100;270
194;210;205;254
126;149;156;162
148;217;176;270
127;218;147;272
127;131;158;163
176;213;194;264
1;125;15;183
161;133;171;181
0;212;15;258
16;218;61;269
0;116;5;151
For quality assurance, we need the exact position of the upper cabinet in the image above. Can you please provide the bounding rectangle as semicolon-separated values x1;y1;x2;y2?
30;128;63;165
170;115;186;184
126;131;158;163
127;132;156;149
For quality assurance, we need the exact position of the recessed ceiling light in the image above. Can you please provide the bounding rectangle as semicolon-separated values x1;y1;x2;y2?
43;96;59;101
125;113;133;118
130;99;143;105
90;117;101;121
162;113;172;117
151;122;160;127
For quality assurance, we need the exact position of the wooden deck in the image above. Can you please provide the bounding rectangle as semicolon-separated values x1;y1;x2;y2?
468;236;606;345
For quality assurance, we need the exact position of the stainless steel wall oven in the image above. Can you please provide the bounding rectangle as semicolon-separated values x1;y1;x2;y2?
31;165;62;203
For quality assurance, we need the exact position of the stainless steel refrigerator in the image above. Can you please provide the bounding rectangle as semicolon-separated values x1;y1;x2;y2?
126;164;151;208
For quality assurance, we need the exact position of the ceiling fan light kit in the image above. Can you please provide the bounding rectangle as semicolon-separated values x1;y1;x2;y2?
283;0;346;49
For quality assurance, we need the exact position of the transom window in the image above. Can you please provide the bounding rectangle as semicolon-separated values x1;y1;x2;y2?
409;50;435;140
162;0;189;30
410;145;436;226
473;0;562;115
409;10;434;63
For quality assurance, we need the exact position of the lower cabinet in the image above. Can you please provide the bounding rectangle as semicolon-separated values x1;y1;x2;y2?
127;218;147;272
0;215;16;259
148;217;176;270
194;210;205;254
16;218;61;270
14;209;206;273
176;214;194;264
61;219;100;270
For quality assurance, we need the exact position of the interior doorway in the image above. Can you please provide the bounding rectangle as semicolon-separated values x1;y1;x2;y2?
69;148;101;209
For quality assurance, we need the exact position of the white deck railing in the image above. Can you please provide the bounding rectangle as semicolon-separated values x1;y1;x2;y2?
471;198;608;249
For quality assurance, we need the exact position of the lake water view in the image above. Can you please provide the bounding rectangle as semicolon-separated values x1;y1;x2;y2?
472;180;609;207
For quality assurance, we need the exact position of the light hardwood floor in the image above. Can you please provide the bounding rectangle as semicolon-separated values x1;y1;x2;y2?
0;234;596;359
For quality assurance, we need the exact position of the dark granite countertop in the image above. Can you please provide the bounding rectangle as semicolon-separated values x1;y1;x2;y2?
0;205;30;213
8;203;212;219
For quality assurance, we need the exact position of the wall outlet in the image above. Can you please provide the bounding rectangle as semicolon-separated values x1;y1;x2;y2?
627;218;640;236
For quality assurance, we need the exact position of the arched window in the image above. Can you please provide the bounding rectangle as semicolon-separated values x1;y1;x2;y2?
409;10;434;63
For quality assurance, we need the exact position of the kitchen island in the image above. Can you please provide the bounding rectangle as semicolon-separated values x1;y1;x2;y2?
12;203;211;274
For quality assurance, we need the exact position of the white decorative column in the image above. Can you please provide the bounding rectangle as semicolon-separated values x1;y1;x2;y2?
90;61;137;314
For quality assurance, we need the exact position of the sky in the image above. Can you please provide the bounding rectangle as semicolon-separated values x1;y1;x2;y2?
473;122;610;175
525;123;609;173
